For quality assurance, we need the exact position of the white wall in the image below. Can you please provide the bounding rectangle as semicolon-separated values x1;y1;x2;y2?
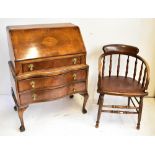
0;18;155;97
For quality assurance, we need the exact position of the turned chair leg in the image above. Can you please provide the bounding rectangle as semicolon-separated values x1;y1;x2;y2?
95;94;104;128
80;93;89;114
17;106;28;132
137;97;143;129
97;96;100;105
128;97;131;107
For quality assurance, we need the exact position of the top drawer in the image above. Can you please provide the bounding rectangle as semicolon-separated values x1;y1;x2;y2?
21;55;85;73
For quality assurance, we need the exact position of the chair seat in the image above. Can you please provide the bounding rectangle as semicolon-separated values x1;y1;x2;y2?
99;76;147;96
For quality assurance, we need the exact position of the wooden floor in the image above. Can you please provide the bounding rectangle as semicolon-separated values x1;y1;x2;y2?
0;94;154;136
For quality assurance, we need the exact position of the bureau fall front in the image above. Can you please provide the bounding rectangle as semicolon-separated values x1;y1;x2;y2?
7;23;89;132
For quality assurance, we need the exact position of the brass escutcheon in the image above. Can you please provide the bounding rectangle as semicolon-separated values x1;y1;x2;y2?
73;88;76;92
73;73;77;80
28;64;34;71
72;58;77;65
32;93;37;101
30;81;35;88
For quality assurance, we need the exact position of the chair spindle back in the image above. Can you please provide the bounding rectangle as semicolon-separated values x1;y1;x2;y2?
99;44;150;91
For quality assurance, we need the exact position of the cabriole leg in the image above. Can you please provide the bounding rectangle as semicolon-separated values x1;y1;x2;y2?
95;94;104;128
17;106;28;132
80;92;89;114
11;88;18;111
137;97;143;129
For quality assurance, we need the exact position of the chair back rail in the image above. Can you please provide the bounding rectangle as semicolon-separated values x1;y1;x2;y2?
98;44;150;92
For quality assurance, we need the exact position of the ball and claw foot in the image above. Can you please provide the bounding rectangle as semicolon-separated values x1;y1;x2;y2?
19;125;25;132
82;108;87;114
95;122;99;128
14;106;17;111
69;95;74;99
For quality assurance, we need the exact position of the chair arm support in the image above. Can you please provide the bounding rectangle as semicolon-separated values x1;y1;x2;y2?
98;53;105;79
136;55;150;91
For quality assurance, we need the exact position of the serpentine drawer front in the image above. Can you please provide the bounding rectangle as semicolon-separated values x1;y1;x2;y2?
19;82;86;105
18;66;88;92
7;23;89;132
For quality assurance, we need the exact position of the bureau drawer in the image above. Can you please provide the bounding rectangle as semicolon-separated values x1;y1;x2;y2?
22;56;81;72
19;82;86;105
18;68;87;92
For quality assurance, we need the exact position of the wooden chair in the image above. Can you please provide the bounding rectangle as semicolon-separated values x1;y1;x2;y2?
95;44;150;129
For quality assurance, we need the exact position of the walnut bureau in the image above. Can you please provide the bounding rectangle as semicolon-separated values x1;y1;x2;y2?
7;23;89;132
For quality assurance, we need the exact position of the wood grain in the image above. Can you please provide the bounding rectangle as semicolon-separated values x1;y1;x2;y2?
8;23;89;131
96;44;150;129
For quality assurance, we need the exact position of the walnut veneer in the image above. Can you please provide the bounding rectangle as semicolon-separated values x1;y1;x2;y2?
7;23;89;132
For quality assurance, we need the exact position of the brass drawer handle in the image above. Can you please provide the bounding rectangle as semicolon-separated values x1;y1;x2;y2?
28;64;34;71
72;58;77;65
30;81;35;88
73;73;77;80
32;93;37;101
73;88;76;92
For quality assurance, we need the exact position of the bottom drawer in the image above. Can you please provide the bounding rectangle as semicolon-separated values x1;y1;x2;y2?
19;82;86;105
